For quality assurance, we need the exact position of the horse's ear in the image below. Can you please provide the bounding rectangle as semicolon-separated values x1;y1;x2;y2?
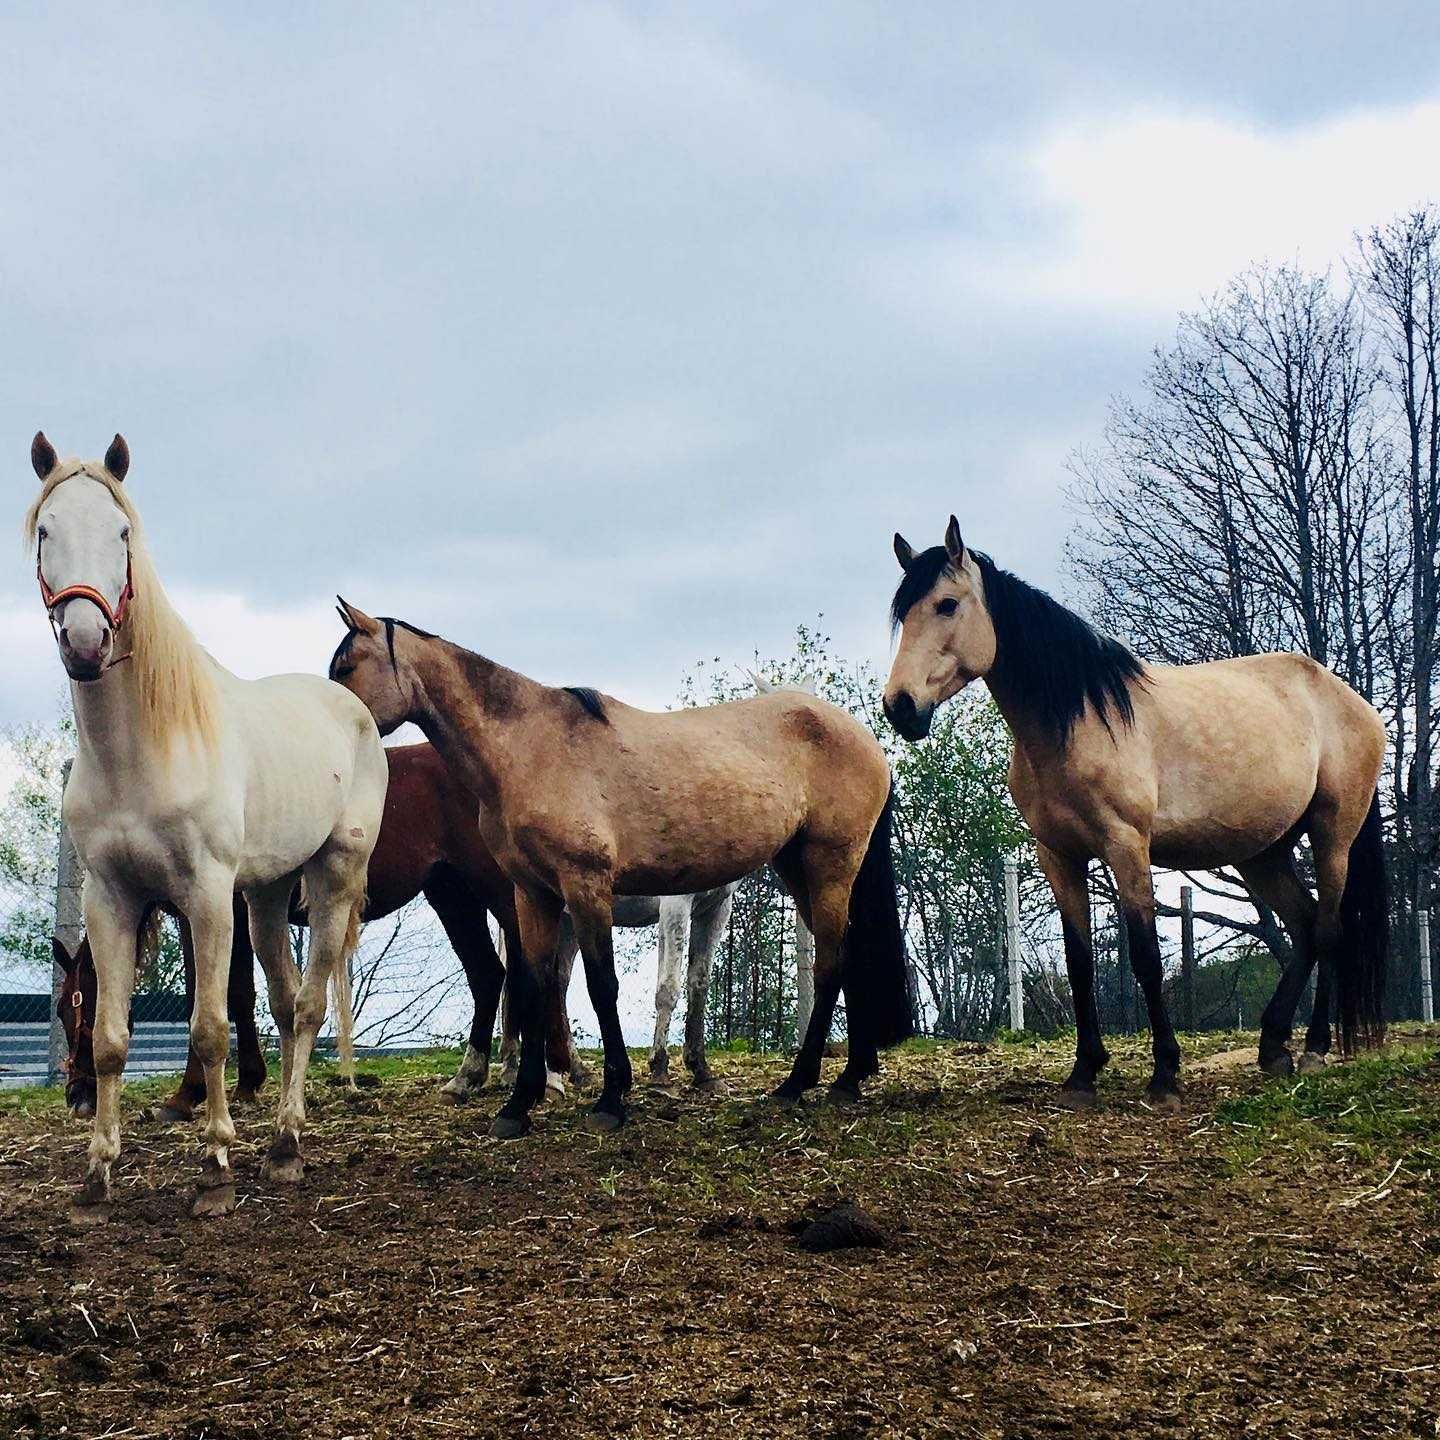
753;672;776;694
52;937;74;972
893;533;915;572
31;431;58;481
104;433;130;483
336;596;382;637
944;515;966;567
798;674;819;695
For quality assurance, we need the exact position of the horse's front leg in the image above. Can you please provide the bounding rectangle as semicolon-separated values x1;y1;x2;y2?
649;897;690;1081
78;881;143;1208
185;891;241;1217
1037;844;1108;1107
1108;835;1182;1110
683;889;733;1091
492;890;562;1138
565;883;630;1132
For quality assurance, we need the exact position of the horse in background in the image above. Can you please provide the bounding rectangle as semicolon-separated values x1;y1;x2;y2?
329;600;913;1137
498;674;822;1089
27;433;386;1215
884;517;1388;1108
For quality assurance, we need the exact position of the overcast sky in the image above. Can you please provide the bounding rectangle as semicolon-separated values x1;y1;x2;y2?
6;3;1440;730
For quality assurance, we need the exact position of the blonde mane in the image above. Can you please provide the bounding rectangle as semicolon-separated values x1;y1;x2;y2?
24;460;220;752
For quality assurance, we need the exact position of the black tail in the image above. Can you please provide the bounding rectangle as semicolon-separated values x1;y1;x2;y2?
1335;790;1388;1054
843;786;916;1049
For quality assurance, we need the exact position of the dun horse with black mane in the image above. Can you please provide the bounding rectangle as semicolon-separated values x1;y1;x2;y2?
329;600;914;1137
884;517;1387;1107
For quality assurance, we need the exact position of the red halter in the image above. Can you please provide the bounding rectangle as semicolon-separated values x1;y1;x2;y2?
36;543;135;630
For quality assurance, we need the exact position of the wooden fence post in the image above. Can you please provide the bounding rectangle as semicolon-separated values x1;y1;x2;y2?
1004;856;1022;1031
1420;910;1433;1025
48;760;83;1086
1180;884;1196;1032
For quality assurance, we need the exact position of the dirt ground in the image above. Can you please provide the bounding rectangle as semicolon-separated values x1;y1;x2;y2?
2;1032;1438;1440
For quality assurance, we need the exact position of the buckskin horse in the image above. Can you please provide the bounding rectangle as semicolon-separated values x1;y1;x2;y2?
328;599;914;1137
883;517;1387;1108
26;433;387;1215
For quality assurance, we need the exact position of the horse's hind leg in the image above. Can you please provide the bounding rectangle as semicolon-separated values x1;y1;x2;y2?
650;897;690;1081
1106;833;1182;1110
1037;844;1108;1107
78;880;143;1207
684;889;734;1090
265;852;364;1182
157;917;205;1123
427;868;505;1104
1237;846;1319;1077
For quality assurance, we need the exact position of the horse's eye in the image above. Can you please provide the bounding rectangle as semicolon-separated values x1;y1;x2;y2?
332;665;355;680
120;526;131;543
936;598;959;617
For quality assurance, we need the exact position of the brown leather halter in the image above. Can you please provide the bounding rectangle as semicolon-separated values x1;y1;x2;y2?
37;542;135;631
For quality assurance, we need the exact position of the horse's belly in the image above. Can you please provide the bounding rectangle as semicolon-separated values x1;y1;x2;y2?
1150;790;1306;869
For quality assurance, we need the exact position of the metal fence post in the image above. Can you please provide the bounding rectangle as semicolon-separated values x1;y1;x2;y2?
1004;855;1022;1031
1180;884;1196;1032
1420;910;1433;1025
48;759;83;1085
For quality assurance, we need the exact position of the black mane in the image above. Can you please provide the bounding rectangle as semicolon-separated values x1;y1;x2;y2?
890;545;1145;746
328;617;437;679
563;686;608;723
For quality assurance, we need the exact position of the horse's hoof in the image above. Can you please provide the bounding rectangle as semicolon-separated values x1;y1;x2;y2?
1260;1050;1294;1078
1057;1085;1098;1111
69;1102;96;1121
771;1084;807;1108
231;1089;263;1108
584;1103;625;1133
1146;1085;1183;1114
262;1134;304;1184
149;1104;193;1125
690;1072;720;1094
191;1184;237;1219
1298;1051;1327;1076
826;1082;863;1106
77;1171;111;1208
490;1112;531;1140
437;1084;466;1106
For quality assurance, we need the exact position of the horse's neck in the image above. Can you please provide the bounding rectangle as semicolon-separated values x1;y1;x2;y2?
70;663;161;784
982;670;1060;762
411;644;535;810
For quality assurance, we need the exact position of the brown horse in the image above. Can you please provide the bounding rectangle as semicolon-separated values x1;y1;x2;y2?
56;743;581;1119
328;600;914;1137
883;518;1388;1106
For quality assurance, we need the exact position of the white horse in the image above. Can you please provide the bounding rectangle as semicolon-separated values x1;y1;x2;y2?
496;674;818;1090
26;433;387;1216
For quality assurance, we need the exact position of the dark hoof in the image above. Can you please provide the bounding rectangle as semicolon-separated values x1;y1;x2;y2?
1260;1050;1294;1078
150;1104;194;1125
191;1184;237;1219
584;1102;625;1133
231;1088;263;1108
262;1133;304;1184
690;1072;720;1094
771;1080;810;1107
437;1085;466;1107
826;1081;863;1106
490;1111;531;1140
1145;1085;1183;1114
77;1170;111;1208
648;1053;670;1081
570;1063;594;1090
1297;1051;1327;1076
1057;1085;1098;1111
69;1101;96;1121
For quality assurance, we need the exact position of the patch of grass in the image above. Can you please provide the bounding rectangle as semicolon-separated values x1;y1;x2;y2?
1215;1047;1440;1169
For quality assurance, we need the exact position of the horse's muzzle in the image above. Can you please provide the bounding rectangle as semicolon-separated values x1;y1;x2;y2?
883;691;933;741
